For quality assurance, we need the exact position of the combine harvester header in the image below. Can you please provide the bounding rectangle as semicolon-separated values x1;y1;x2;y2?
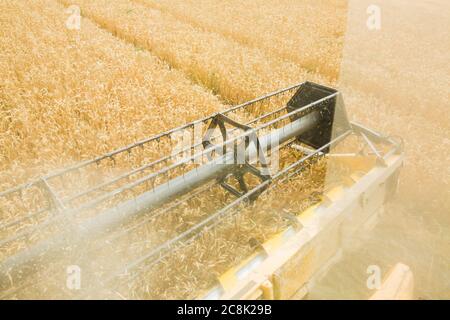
0;82;404;299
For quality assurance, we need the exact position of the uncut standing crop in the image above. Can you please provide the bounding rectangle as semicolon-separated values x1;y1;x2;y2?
0;0;224;190
138;0;347;80
59;0;328;104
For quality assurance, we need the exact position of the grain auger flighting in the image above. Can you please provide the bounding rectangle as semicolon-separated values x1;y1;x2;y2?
0;82;404;299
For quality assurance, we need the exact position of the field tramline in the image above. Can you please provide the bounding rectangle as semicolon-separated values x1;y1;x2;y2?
138;0;347;80
59;0;329;104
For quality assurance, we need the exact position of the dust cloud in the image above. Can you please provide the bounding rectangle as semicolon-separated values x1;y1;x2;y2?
309;0;449;299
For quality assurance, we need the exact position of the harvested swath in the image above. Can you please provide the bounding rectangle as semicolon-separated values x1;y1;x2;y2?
0;0;224;192
138;0;347;80
59;0;329;104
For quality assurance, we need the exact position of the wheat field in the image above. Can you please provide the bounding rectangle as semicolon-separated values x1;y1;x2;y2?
137;0;347;80
58;0;329;103
0;0;223;191
0;0;448;299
